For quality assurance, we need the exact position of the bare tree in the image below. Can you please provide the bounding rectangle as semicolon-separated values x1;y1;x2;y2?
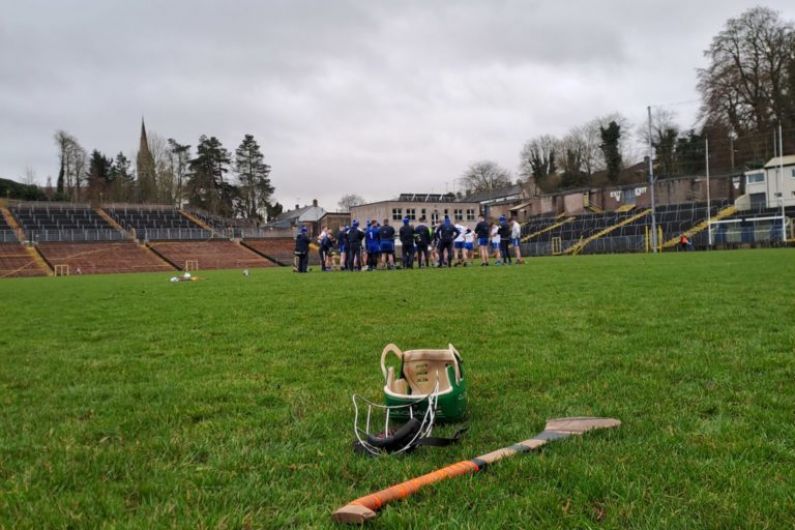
54;130;76;196
147;132;175;204
459;161;512;195
698;6;795;133
639;108;681;178
70;143;87;201
338;194;365;212
519;135;560;192
559;134;588;188
23;167;37;186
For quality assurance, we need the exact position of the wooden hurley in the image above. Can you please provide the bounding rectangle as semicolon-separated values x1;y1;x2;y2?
332;416;621;524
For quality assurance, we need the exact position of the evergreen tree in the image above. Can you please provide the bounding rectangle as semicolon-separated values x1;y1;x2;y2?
266;201;283;221
167;139;191;207
86;150;112;203
109;152;134;201
599;121;623;183
186;135;231;215
234;134;273;221
653;127;679;178
675;131;706;175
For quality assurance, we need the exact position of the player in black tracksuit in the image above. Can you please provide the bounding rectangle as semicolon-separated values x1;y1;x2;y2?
436;217;460;267
398;217;415;269
346;221;364;271
414;218;431;268
294;227;311;272
337;225;349;270
474;216;491;266
498;216;512;264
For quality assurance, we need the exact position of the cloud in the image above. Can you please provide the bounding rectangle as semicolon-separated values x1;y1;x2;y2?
1;0;794;208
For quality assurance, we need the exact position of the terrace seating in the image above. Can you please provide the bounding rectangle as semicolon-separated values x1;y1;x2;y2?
522;202;735;255
520;215;562;240
37;242;174;275
0;213;18;243
105;207;211;240
240;238;294;265
0;243;46;277
11;205;123;241
148;240;276;270
241;238;326;266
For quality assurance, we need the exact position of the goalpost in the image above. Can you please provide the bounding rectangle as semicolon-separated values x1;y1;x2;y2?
709;215;788;245
551;237;562;255
184;260;199;272
54;264;70;276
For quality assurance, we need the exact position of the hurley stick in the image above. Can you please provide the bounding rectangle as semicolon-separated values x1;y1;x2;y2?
332;416;620;524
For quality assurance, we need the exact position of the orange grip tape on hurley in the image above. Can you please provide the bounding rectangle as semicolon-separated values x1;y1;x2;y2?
352;460;479;511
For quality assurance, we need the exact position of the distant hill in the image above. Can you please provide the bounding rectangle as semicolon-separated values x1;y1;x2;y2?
0;177;46;201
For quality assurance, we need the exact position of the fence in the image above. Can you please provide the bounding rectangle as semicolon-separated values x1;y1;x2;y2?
522;235;647;256
29;229;127;243
0;230;18;243
238;227;295;239
139;228;214;241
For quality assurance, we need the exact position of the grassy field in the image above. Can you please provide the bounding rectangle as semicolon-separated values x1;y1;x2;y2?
1;250;794;529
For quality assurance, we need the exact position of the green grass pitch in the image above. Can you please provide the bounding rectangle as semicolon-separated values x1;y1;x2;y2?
1;250;794;529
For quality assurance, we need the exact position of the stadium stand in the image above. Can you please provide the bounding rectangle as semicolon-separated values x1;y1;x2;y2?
10;204;124;242
37;241;175;275
520;201;737;255
104;206;212;240
0;243;46;277
148;240;276;270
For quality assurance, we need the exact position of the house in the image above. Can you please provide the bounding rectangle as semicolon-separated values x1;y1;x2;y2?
267;199;326;235
318;211;351;232
740;155;795;210
460;184;527;220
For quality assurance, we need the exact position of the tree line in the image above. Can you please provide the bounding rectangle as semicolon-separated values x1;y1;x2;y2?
48;129;281;222
461;6;795;197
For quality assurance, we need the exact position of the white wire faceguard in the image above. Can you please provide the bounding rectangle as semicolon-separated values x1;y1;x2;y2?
352;382;440;456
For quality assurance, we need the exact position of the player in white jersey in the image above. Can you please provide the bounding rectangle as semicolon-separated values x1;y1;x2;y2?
462;227;475;266
490;223;501;264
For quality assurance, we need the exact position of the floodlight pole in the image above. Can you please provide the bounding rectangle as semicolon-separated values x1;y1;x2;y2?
705;137;711;249
647;106;658;253
778;122;786;242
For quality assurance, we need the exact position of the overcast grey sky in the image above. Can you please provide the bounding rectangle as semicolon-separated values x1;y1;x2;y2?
2;1;794;210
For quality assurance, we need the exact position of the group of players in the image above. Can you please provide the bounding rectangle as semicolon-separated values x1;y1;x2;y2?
294;214;524;272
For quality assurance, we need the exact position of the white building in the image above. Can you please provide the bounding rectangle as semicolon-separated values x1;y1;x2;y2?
742;155;795;210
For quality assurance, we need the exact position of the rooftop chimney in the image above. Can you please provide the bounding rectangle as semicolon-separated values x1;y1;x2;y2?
312;199;318;207
295;204;299;210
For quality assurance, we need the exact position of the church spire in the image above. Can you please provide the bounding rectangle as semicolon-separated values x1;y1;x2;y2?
139;118;149;153
136;117;157;202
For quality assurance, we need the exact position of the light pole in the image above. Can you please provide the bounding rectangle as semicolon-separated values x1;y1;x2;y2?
778;122;786;241
647;106;658;253
705;137;711;248
729;130;737;170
